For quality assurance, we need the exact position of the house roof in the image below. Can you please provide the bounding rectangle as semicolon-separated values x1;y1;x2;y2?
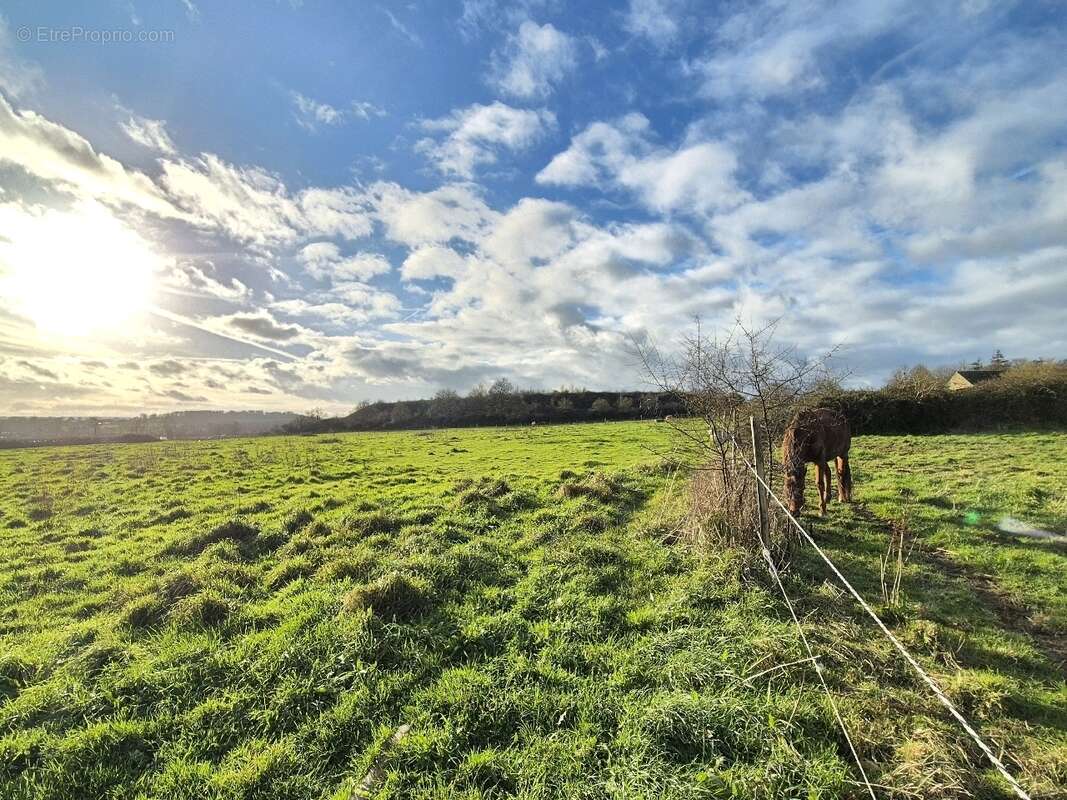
953;369;1005;383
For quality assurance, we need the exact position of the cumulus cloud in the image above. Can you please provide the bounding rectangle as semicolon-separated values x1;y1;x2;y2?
271;290;401;326
416;101;555;178
297;242;392;281
537;113;748;215
489;21;578;99
401;246;469;282
368;182;498;246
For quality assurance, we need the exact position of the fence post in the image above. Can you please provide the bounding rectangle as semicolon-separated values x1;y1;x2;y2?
750;416;769;547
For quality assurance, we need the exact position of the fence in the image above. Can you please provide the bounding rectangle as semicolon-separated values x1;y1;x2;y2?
740;417;1031;800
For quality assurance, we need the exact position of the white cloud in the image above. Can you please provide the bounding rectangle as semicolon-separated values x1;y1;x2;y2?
160;155;306;245
537;113;747;215
483;198;578;266
688;0;939;100
162;260;251;301
0;16;44;99
489;21;578;99
297;242;392;281
416;101;555;178
352;101;387;120
160;155;373;246
298;187;375;240
368;182;498;247
624;0;680;49
290;92;345;131
401;246;468;281
180;0;201;23
121;114;177;154
0;94;181;219
272;284;402;325
290;92;385;132
380;6;423;47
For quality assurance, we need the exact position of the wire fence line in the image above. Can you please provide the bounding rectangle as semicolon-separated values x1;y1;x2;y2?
751;518;877;798
731;422;1032;800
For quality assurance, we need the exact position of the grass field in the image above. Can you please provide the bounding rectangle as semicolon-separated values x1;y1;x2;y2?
0;423;1064;799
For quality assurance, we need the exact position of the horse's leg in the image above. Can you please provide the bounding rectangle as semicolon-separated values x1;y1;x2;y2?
835;456;848;502
817;462;828;515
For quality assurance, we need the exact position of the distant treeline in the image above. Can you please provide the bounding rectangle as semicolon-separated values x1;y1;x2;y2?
286;388;688;434
6;365;1064;448
288;368;1067;436
816;375;1067;435
0;410;302;448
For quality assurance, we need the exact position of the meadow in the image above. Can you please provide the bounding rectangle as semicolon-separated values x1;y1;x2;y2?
0;423;1064;799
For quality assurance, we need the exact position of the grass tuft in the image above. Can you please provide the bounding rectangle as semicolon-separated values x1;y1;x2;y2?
166;517;259;556
340;571;433;620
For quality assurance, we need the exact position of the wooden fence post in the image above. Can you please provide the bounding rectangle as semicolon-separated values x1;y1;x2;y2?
750;416;769;548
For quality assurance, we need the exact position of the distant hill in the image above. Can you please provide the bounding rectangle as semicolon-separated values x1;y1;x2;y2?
0;410;304;448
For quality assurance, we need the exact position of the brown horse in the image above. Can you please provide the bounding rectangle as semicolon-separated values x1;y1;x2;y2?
782;408;852;516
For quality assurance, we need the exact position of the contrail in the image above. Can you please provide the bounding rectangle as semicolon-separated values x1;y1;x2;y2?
148;306;298;361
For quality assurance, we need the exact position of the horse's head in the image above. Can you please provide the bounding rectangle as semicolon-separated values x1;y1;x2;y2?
783;465;805;515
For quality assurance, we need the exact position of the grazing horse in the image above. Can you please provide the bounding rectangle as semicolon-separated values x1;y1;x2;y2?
782;408;852;516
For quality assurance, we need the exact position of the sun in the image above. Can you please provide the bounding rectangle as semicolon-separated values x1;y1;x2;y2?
1;202;159;337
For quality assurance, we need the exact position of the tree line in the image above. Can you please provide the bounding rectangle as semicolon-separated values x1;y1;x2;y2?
286;381;687;434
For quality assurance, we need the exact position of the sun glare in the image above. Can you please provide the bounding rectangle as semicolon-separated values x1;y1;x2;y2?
1;203;159;337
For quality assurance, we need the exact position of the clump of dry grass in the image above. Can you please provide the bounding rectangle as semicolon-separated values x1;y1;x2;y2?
340;572;433;620
556;472;626;502
682;463;795;570
879;726;971;798
169;592;231;628
166;518;259;556
455;477;512;504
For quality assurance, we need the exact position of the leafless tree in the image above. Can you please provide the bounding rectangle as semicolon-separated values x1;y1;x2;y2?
635;317;840;564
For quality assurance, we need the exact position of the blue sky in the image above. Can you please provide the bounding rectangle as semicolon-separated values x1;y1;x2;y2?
0;0;1065;414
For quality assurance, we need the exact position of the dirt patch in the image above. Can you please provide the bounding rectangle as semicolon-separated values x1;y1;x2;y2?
920;545;1067;678
853;503;1067;678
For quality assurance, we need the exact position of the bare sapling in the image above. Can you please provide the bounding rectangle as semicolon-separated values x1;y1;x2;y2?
635;317;840;567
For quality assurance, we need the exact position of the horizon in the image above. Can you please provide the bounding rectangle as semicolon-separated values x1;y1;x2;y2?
1;1;1066;416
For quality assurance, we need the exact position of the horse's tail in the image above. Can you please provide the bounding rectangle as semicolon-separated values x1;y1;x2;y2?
836;455;853;501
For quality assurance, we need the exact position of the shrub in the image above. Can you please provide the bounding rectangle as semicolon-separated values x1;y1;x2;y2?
815;376;1067;434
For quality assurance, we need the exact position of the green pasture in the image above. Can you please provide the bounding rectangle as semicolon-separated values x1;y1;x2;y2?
0;423;1063;798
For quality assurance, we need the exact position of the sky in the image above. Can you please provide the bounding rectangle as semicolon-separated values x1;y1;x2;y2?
0;0;1065;416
